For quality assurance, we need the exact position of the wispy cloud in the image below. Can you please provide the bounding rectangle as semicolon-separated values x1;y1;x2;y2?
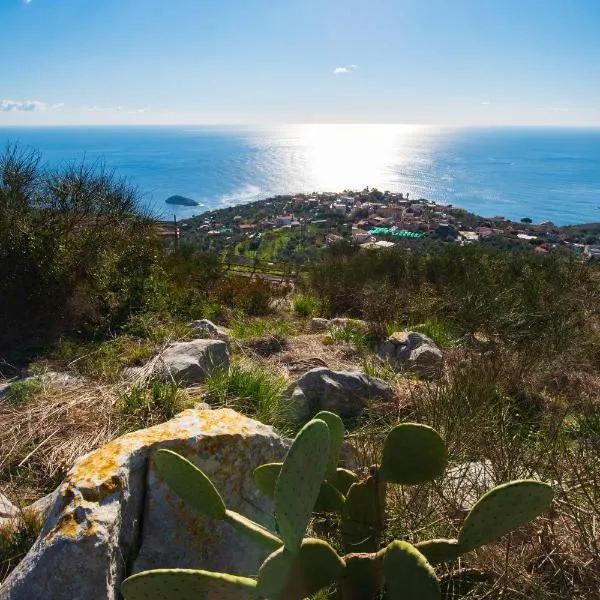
480;101;491;105
333;64;358;75
24;0;32;3
84;105;148;114
549;107;569;113
0;99;63;112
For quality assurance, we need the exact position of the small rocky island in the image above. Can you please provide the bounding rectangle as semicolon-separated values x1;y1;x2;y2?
165;195;199;207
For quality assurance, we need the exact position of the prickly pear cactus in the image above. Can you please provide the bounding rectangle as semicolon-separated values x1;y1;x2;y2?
379;423;447;485
257;538;344;600
383;541;441;600
121;569;258;600
341;473;385;553
313;410;345;478
274;418;330;552
458;479;553;551
155;449;226;518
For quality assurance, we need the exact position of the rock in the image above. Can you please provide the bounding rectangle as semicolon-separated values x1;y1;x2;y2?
165;195;199;207
281;367;394;423
309;317;369;333
1;408;287;600
24;490;60;524
310;318;330;333
377;331;443;379
188;319;230;342
39;371;83;387
0;492;18;520
192;401;211;410
444;460;496;516
158;339;229;385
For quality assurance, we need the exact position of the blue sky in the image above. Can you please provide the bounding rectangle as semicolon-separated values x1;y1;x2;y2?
1;0;599;125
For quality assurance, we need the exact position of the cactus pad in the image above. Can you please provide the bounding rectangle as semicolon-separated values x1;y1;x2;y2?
257;538;344;600
252;462;281;499
274;418;330;552
380;423;447;485
330;468;358;496
314;410;345;477
121;569;258;600
224;510;283;551
154;449;226;518
458;479;553;551
341;475;385;553
414;539;462;565
382;541;441;600
338;552;383;600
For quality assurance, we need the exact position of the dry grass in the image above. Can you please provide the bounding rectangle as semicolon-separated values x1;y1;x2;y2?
0;379;121;503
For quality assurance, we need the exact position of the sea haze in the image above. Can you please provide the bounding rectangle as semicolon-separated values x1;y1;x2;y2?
1;124;599;225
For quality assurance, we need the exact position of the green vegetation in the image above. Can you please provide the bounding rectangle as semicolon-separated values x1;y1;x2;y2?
117;381;187;430
292;295;320;318
0;513;41;583
2;378;43;405
121;414;552;600
203;362;288;426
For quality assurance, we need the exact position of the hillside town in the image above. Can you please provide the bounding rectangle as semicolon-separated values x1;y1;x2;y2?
180;189;600;263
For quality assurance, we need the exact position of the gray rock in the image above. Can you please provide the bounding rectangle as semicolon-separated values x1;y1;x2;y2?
188;319;230;342
25;490;60;524
444;460;496;516
310;318;331;332
158;339;229;385
281;367;394;423
309;317;369;334
1;408;286;600
377;331;443;379
0;492;18;520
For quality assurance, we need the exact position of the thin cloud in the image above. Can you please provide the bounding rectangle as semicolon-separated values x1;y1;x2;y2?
480;101;491;105
333;65;358;75
550;107;569;113
0;99;63;112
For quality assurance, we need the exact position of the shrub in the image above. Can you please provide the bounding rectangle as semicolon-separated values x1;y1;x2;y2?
0;146;159;351
2;378;43;405
117;381;185;430
203;362;288;426
292;295;320;318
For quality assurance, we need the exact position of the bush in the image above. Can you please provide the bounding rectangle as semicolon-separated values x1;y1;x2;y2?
203;362;288;427
117;381;185;430
0;146;159;351
292;295;320;318
2;378;43;405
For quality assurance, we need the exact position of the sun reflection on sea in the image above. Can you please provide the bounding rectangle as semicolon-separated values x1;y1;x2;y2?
288;124;436;192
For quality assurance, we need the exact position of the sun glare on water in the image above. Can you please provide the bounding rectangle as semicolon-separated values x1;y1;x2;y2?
291;124;432;192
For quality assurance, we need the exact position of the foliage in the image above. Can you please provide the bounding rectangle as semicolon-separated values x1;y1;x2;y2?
2;378;44;405
292;295;320;318
0;145;159;351
308;243;600;362
202;362;288;426
121;413;553;600
0;512;41;583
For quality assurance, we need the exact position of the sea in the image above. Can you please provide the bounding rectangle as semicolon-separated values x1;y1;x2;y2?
1;124;599;225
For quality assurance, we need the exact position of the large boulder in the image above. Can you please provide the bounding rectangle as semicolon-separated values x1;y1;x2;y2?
281;367;394;423
188;319;230;342
377;331;442;379
1;408;286;600
157;339;229;384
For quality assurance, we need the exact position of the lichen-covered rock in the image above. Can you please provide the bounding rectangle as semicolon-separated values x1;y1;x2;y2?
444;460;496;516
377;331;443;379
281;367;394;423
188;319;230;342
1;409;286;600
157;339;230;384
